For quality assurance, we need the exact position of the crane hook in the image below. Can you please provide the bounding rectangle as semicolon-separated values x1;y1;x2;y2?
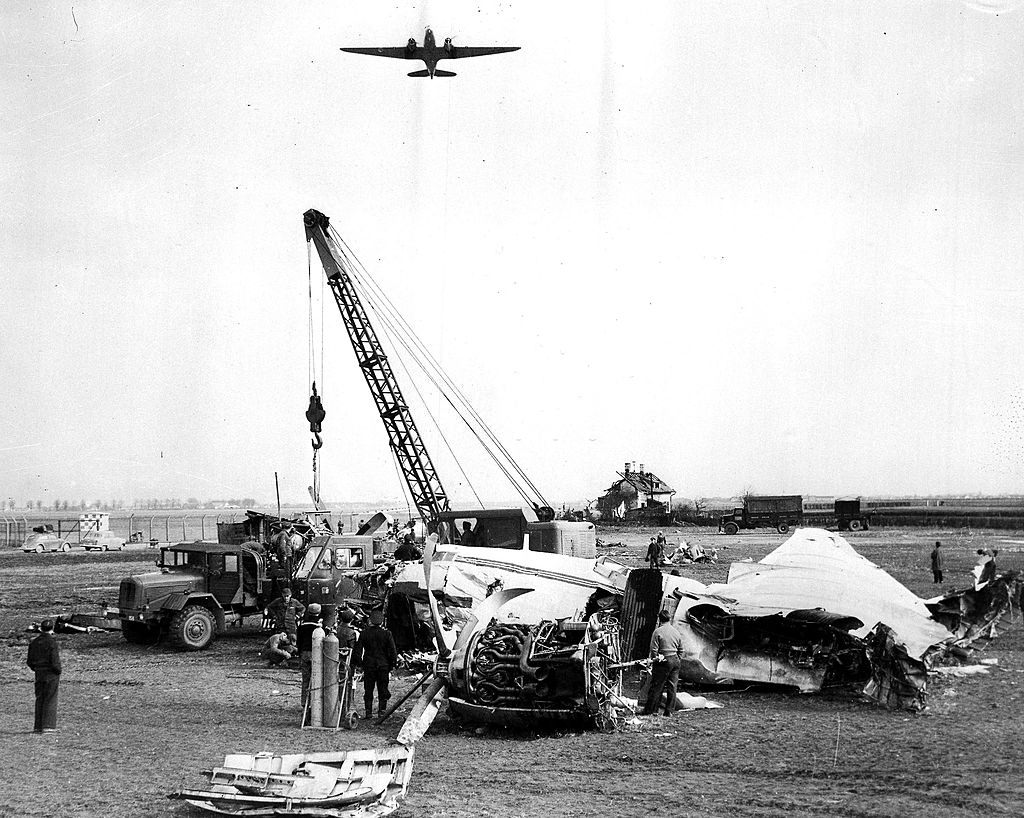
306;382;326;450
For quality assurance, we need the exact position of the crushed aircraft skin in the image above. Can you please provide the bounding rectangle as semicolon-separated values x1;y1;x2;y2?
926;571;1024;653
716;529;951;660
168;746;414;817
862;623;929;711
663;529;967;709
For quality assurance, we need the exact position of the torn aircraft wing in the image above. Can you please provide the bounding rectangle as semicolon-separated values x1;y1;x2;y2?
716;528;950;660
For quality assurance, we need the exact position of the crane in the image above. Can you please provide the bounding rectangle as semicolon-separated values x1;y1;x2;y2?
303;209;452;528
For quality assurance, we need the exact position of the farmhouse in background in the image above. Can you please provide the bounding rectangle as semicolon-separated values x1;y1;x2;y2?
597;461;676;521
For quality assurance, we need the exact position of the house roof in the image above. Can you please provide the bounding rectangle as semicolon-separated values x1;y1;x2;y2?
615;470;675;495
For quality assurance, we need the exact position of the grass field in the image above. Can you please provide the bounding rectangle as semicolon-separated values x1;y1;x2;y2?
1;526;1022;817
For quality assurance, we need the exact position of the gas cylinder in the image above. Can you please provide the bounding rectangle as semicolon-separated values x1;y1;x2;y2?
309;625;325;727
322;630;340;728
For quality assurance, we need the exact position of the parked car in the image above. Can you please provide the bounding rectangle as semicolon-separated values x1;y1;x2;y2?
83;531;127;551
22;526;70;553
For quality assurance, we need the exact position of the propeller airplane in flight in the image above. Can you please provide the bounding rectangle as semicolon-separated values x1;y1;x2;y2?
341;28;520;78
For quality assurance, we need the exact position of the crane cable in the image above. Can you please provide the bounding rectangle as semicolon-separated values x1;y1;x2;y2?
330;227;550;510
366;286;486;510
335;237;537;510
343;237;548;506
340;241;540;509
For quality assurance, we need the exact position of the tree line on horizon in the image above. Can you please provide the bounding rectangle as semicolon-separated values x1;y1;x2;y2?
3;497;259;513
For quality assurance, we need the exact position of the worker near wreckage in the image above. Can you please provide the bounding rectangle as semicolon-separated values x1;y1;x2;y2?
266;586;305;644
643;610;683;716
297;603;323;708
930;541;943;584
646;536;664;570
27;619;62;733
353;609;397;719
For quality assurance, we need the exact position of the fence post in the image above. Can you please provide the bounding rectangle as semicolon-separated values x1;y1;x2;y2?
149;516;156;543
127;514;135;542
1;513;9;548
165;516;170;543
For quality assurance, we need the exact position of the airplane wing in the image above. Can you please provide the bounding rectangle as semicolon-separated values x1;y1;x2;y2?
340;47;416;60
444;46;520;59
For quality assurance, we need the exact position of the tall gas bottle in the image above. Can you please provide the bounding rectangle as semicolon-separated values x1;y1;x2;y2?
309;625;325;727
322;630;340;728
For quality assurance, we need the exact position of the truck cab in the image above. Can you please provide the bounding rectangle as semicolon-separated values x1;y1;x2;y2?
117;541;268;650
436;508;597;558
293;534;380;627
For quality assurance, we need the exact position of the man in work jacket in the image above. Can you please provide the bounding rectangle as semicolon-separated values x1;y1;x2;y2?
643;610;683;716
266;587;305;642
27;619;62;732
352;609;397;719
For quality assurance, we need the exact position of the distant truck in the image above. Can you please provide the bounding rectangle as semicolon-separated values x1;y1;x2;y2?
719;495;803;535
803;497;872;532
116;533;378;651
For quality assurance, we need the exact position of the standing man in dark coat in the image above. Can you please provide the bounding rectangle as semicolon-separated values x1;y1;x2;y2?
352;610;397;719
930;541;943;584
646;536;664;570
27;619;61;732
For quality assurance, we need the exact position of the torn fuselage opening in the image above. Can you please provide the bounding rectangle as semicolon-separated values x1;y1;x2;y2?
686;605;871;690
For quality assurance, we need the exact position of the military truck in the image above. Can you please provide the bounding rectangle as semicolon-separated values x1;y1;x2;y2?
116;533;378;651
719;495;803;535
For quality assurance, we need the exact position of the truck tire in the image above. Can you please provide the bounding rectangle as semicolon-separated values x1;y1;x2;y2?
777;522;790;534
169;605;217;651
849;518;863;532
122;621;159;645
60;542;71;552
723;522;739;535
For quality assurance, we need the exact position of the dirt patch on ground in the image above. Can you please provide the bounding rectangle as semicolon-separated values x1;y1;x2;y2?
1;528;1022;817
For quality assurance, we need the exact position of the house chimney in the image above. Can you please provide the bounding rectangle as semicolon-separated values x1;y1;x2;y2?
632;461;637;472
639;463;645;476
623;461;630;475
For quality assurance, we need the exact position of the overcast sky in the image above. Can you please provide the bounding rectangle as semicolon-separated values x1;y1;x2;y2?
2;1;1022;510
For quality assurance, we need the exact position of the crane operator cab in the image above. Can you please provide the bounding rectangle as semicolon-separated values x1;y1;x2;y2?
436;508;596;559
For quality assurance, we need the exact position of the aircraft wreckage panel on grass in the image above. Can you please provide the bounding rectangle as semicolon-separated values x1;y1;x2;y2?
718;529;950;659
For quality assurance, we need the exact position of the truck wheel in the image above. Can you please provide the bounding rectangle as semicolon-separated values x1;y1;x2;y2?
60;542;71;552
723;522;739;535
849;518;863;532
122;621;159;645
34;544;43;553
777;523;790;534
169;605;217;651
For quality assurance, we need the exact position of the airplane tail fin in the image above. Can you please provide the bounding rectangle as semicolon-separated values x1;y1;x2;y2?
407;69;457;78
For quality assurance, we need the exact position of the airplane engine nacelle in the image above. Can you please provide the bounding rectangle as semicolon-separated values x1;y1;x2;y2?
407;38;417;50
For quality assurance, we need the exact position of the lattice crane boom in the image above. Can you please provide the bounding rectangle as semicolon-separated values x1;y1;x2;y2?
303;209;451;526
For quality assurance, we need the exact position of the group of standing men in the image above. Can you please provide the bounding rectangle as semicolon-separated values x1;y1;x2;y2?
261;586;398;722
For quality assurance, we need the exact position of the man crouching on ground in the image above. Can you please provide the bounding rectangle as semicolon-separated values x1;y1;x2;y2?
262;631;296;667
